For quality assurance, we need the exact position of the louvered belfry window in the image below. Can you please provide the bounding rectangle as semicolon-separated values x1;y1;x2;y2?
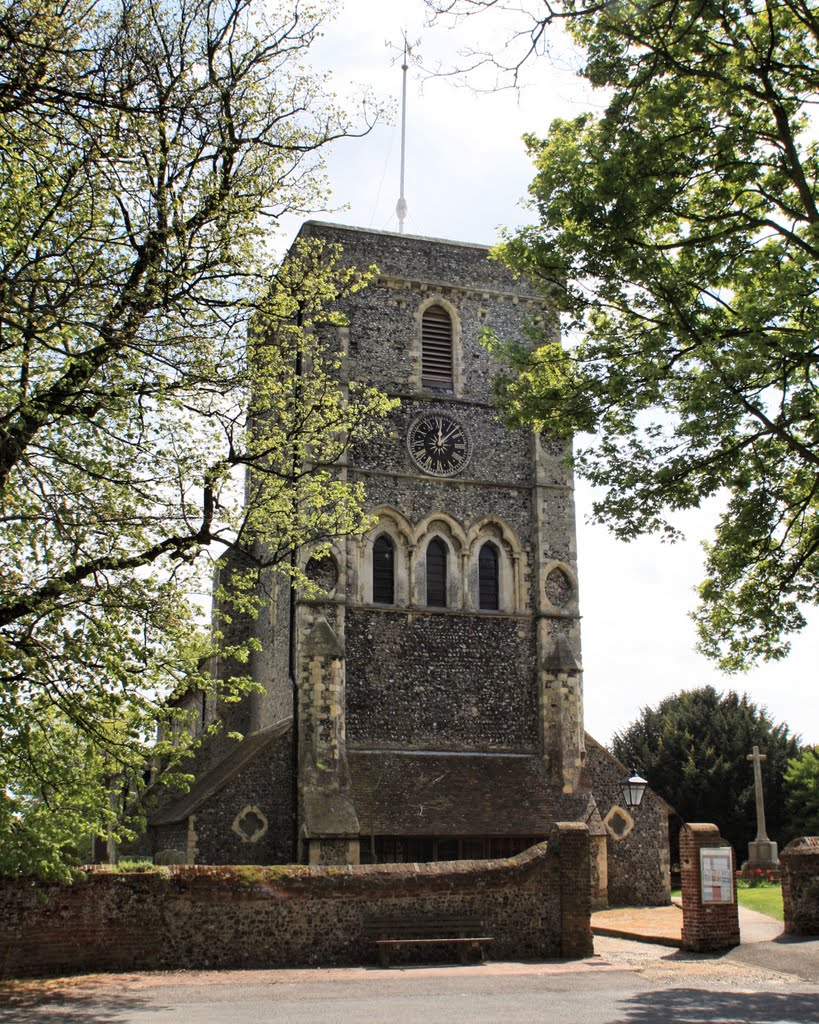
373;534;394;605
422;305;453;390
479;543;500;611
426;538;447;607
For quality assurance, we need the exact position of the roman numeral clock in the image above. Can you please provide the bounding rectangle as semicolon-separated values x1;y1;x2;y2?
407;412;472;477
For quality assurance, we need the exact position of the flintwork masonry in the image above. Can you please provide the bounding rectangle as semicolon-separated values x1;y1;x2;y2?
140;222;670;908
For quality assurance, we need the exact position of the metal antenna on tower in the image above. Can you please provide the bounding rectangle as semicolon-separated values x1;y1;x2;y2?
396;33;410;233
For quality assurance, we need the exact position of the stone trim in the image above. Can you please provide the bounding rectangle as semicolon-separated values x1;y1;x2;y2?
350;465;575;494
541;560;579;615
603;805;635;841
412;295;464;396
379;274;547;306
231;805;269;844
354;509;527;615
299;540;345;601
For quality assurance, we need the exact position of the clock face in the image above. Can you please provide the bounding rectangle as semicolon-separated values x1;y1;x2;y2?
407;413;471;477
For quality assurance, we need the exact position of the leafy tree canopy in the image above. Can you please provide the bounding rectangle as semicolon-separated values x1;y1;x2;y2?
0;0;392;877
783;746;819;840
612;686;800;857
430;0;819;671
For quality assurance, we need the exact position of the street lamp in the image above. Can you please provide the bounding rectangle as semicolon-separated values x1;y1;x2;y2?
620;769;648;810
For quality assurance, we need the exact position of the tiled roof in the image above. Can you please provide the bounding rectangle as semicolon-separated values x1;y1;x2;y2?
149;720;290;826
348;749;600;836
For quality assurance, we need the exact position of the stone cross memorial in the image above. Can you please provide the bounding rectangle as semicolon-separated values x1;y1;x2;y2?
744;744;779;869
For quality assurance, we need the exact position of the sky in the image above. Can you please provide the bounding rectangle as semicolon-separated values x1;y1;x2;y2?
274;0;818;748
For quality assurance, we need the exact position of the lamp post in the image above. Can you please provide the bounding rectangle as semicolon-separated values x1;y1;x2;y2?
620;769;648;810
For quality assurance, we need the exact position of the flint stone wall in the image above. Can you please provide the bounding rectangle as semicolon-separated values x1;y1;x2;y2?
781;836;819;936
0;826;592;979
345;609;538;750
584;737;671;907
187;731;294;866
298;221;550;407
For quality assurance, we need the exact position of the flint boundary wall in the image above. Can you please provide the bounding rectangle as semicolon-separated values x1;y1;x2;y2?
0;826;592;979
781;836;819;936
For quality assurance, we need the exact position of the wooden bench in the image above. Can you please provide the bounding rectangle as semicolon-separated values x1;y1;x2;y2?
365;916;494;967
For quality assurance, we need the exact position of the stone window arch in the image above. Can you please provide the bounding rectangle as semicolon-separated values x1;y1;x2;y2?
413;515;466;609
372;534;395;605
466;518;525;613
421;304;453;391
478;542;500;611
304;551;340;598
542;560;578;613
426;537;448;607
357;509;412;607
415;298;463;395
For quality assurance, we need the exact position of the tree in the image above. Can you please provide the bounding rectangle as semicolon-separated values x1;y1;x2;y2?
0;0;392;877
425;0;575;88
783;746;819;840
612;687;800;859
428;0;819;671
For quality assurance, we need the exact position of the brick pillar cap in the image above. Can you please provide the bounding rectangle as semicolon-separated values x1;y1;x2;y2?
683;823;724;836
782;836;819;856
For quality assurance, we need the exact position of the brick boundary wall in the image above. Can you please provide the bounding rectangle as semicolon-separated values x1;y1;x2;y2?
554;822;593;958
780;836;819;936
680;823;740;952
0;824;592;979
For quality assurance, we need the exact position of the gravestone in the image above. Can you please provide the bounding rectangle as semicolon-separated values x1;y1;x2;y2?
155;848;186;865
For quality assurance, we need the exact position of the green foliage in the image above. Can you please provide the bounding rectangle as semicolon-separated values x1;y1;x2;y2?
783;745;819;839
0;0;389;878
232;863;307;887
477;0;819;669
113;859;157;873
612;687;799;858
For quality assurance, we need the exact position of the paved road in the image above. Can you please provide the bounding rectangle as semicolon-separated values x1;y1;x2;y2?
727;906;819;986
3;936;818;1024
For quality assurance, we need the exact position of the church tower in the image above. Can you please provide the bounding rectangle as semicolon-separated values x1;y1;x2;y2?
285;220;595;866
142;219;672;909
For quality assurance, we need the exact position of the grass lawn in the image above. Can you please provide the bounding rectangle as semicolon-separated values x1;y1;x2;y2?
736;885;783;921
672;885;784;921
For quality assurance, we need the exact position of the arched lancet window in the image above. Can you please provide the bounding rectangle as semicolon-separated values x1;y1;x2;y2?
422;305;453;391
426;538;447;607
373;534;395;605
479;542;500;611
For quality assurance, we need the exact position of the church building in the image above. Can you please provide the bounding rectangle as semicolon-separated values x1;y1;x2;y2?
144;220;671;908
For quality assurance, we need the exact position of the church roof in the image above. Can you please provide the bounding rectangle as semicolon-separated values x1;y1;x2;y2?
149;720;290;826
348;750;600;837
583;732;676;816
